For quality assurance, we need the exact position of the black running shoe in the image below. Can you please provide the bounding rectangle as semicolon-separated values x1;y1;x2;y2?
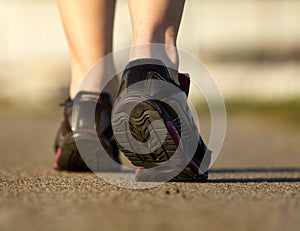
54;91;121;172
112;59;210;182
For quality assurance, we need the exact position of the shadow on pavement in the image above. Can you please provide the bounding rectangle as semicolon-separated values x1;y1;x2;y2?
210;167;300;173
209;178;300;183
208;167;300;183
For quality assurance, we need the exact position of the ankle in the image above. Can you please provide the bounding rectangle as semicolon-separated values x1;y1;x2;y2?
129;44;179;84
70;60;118;101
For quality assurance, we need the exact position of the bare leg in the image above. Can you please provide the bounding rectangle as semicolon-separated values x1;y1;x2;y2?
128;0;185;81
57;0;117;99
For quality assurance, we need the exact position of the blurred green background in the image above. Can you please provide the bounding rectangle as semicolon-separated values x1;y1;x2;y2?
0;0;299;116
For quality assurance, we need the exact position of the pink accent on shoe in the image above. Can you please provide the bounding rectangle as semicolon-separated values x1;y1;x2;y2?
135;167;142;177
166;121;188;164
166;121;200;173
54;147;62;168
178;73;190;96
146;99;162;114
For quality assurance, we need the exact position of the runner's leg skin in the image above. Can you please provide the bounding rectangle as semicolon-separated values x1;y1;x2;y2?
57;0;118;100
128;0;185;83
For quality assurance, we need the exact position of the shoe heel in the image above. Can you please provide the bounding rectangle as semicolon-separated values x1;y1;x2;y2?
73;133;121;172
112;96;178;168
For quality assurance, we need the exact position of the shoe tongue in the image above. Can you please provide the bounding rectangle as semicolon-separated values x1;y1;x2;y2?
178;73;190;96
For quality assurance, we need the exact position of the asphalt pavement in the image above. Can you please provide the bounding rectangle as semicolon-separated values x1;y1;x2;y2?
0;111;299;231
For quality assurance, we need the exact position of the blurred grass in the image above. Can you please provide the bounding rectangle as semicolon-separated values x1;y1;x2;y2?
1;95;299;127
195;99;300;127
225;99;300;114
227;100;300;126
0;96;62;119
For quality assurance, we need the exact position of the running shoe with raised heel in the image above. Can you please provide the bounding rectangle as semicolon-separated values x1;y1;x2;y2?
54;91;121;172
112;59;211;182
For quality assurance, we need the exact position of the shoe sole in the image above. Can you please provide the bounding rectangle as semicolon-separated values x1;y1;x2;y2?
56;133;120;172
113;96;207;182
135;166;208;182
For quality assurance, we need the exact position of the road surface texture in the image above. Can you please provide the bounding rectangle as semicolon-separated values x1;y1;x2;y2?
0;109;299;231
